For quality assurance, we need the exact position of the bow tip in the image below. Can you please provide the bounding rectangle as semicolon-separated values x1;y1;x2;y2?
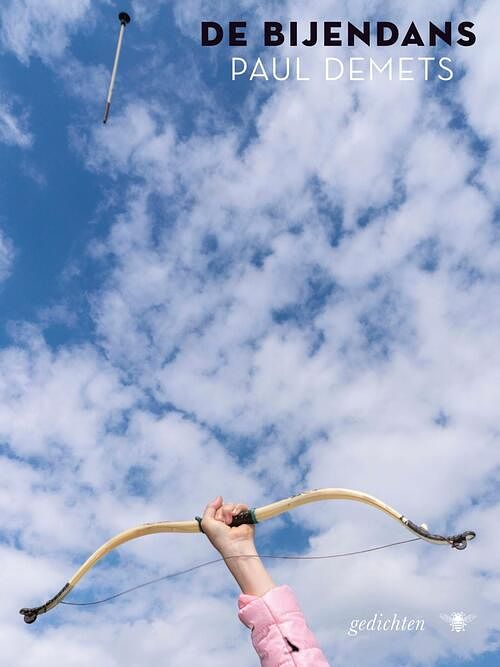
451;531;476;550
20;608;38;624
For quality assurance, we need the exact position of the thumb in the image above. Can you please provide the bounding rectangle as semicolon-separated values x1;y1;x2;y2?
203;495;223;520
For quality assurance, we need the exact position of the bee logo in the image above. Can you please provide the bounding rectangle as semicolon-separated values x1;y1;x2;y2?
440;612;477;632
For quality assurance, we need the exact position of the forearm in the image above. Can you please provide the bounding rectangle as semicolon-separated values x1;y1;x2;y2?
223;548;276;596
201;496;276;596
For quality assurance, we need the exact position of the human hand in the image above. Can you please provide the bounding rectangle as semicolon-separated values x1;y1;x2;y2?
201;496;257;558
201;495;276;596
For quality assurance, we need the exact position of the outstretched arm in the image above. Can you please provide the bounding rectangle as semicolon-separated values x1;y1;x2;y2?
201;496;330;666
201;496;276;596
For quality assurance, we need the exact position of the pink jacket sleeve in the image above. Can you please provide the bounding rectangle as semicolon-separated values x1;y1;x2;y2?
238;585;330;666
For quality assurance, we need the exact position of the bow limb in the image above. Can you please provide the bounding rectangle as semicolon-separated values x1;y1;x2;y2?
231;488;476;549
20;488;475;624
20;519;199;624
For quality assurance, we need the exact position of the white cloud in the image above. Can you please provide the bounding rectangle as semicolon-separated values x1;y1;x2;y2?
0;101;32;148
457;0;500;204
0;229;15;283
0;0;92;64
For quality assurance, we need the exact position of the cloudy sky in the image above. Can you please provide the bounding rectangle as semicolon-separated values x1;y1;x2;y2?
0;0;499;665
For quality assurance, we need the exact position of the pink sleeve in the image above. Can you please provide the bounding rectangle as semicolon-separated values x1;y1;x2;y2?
238;585;330;666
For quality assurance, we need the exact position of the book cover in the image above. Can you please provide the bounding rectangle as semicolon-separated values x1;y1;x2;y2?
0;1;496;665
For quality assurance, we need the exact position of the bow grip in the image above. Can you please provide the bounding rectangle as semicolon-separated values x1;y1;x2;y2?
230;509;258;527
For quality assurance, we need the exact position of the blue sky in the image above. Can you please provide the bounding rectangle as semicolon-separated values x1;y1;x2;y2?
0;1;499;665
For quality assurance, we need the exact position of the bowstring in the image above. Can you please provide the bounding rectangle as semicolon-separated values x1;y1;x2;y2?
60;537;421;607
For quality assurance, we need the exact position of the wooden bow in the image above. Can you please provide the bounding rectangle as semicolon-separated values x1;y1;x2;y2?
20;488;476;624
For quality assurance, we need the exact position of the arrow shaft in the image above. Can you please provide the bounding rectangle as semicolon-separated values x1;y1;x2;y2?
103;22;127;123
